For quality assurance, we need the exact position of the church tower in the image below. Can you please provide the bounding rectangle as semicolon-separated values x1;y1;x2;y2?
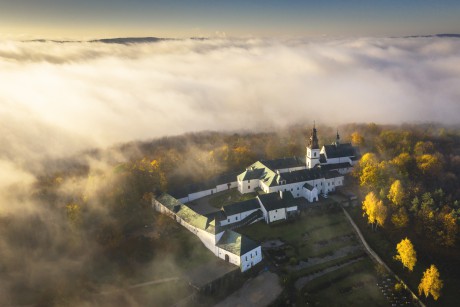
334;130;340;146
306;122;320;169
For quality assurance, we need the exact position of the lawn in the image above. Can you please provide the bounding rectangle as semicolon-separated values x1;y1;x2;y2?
239;208;352;245
207;188;258;208
239;208;391;306
299;258;387;307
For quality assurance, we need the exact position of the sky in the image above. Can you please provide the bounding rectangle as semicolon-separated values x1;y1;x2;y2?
1;0;460;39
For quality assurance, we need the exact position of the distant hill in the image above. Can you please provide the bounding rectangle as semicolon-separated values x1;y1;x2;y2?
22;36;210;44
404;33;460;38
89;37;170;44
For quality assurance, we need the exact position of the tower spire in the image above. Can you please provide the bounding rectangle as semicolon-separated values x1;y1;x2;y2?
309;122;319;149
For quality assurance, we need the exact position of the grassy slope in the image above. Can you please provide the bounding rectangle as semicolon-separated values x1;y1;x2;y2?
347;206;460;306
239;209;387;306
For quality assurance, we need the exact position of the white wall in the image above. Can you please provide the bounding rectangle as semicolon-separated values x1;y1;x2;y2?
217;248;241;266
268;208;286;223
240;246;263;272
216;181;238;193
277;166;306;173
179;181;238;204
306;147;320;169
238;178;260;194
220;208;259;226
303;186;319;202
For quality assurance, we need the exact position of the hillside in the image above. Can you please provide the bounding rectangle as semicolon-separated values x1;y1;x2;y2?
1;122;460;305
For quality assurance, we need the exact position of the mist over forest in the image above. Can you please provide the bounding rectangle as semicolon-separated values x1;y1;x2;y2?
1;36;460;305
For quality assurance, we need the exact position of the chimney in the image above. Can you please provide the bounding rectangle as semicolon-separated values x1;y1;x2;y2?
279;190;283;199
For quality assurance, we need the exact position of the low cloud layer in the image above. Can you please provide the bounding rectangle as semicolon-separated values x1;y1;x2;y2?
1;37;460;167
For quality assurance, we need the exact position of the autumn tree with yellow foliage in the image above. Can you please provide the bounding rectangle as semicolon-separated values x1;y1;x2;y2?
351;131;365;146
388;180;405;207
362;192;388;230
394;238;417;271
418;264;443;301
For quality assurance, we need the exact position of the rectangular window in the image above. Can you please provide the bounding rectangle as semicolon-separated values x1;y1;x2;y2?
245;256;247;261
297;187;299;190
256;250;257;255
248;185;250;189
227;219;230;222
236;216;238;220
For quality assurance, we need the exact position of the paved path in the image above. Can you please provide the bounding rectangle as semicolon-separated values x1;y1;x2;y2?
127;277;181;289
214;271;282;307
341;207;426;307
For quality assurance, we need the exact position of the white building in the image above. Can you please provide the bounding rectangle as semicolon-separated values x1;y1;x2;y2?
153;193;262;272
258;191;300;223
154;124;359;272
237;124;358;199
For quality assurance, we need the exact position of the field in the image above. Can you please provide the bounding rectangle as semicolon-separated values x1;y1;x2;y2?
238;206;389;306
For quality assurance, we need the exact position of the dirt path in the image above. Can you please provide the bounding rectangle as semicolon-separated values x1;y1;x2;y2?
341;207;426;307
214;271;282;307
294;257;365;290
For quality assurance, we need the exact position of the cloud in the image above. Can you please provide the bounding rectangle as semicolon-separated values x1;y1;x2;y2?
1;37;459;163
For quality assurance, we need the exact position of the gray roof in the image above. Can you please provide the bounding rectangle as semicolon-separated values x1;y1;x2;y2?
216;230;260;256
170;171;240;198
205;210;227;221
280;168;324;184
156;193;219;234
238;168;265;181
324;170;342;179
258;191;295;211
156;193;183;212
260;157;304;170
223;198;260;216
323;143;357;159
319;153;327;163
320;162;352;171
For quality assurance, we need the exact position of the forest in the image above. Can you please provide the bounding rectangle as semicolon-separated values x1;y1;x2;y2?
1;122;460;305
349;123;460;305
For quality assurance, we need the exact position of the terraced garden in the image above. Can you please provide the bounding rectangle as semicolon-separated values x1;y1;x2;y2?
238;207;389;306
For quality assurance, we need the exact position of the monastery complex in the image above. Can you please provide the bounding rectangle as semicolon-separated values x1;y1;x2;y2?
153;125;360;272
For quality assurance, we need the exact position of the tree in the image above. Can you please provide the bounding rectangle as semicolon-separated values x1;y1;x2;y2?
375;201;388;228
362;192;388;229
391;207;409;228
394;238;417;271
416;154;442;177
437;211;458;247
358;153;384;190
390;152;413;178
418;265;443;301
388;180;405;207
351;132;365;146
